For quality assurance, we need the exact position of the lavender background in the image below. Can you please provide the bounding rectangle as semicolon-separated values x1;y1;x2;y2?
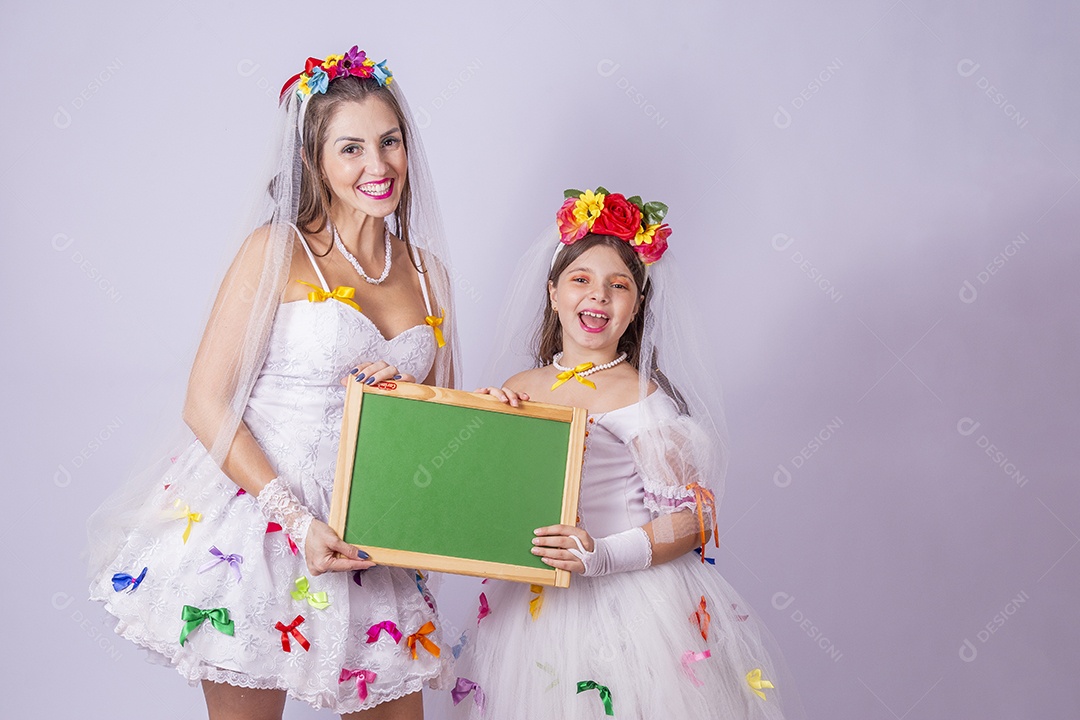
3;0;1077;717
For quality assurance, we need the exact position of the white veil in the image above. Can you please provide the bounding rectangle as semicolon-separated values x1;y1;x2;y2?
87;51;459;579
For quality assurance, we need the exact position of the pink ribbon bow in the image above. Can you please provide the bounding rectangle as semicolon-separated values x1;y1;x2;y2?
197;546;243;582
477;592;490;623
339;668;377;700
366;620;402;644
451;677;486;712
681;649;712;686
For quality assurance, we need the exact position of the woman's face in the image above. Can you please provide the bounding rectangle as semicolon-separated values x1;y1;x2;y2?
549;245;641;355
319;95;408;220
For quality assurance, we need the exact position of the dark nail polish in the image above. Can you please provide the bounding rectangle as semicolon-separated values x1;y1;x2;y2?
366;377;376;385
393;375;402;380
356;373;366;381
357;549;370;559
349;368;359;375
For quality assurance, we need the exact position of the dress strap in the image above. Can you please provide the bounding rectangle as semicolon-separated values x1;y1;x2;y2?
410;244;435;317
289;223;330;292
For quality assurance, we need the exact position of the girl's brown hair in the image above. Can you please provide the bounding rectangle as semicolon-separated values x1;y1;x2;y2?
296;76;418;266
536;234;650;367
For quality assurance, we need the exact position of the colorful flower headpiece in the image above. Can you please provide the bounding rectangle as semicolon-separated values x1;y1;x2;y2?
279;45;393;103
556;187;671;265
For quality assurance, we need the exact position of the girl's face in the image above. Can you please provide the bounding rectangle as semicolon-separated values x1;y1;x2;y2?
320;95;407;219
549;245;641;356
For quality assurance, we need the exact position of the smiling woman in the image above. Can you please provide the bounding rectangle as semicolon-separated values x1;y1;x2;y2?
87;46;459;719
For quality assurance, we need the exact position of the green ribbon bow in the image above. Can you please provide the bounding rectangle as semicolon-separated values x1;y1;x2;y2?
291;576;330;610
179;605;234;646
576;680;614;716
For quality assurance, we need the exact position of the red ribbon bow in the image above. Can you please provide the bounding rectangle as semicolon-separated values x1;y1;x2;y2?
275;615;310;652
691;595;711;641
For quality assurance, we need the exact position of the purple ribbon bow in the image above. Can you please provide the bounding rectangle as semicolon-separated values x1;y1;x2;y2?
111;567;147;593
451;677;486;712
197;546;243;582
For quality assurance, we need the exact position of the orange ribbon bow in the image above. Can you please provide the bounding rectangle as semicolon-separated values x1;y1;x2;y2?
691;595;711;641
686;482;719;561
406;621;440;660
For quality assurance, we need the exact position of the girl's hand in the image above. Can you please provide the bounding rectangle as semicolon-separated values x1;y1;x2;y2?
304;519;376;576
531;524;594;574
341;361;415;387
474;386;530;408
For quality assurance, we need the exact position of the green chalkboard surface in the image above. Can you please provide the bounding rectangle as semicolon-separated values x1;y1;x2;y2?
330;382;587;587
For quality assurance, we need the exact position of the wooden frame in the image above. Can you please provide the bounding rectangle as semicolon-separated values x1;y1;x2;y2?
329;381;587;588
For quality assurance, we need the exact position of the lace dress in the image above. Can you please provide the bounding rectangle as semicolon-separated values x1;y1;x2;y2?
89;236;451;713
449;391;791;719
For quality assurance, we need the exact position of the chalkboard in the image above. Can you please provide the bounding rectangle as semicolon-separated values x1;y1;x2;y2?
329;381;587;587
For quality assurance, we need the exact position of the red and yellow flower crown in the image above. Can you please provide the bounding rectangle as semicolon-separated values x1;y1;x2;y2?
556;187;671;265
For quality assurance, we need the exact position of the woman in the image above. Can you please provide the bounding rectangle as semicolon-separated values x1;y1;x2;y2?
88;46;457;718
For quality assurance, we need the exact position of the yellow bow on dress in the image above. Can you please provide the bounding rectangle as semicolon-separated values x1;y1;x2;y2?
746;668;775;700
425;310;446;348
550;363;595;391
172;499;202;544
296;280;361;312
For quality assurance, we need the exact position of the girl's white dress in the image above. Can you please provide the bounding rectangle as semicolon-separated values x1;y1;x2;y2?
451;390;790;719
89;241;451;713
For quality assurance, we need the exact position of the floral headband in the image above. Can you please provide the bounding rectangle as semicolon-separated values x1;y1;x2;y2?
556;187;671;265
279;46;393;138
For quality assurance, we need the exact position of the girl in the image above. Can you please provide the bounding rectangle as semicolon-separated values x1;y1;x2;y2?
88;47;457;718
456;187;797;718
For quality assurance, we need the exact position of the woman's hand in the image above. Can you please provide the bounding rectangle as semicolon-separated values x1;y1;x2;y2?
341;361;415;387
474;386;530;408
531;524;595;574
304;519;376;576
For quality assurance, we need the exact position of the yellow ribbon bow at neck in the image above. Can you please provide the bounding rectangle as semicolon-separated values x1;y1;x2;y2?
296;280;361;312
172;499;202;544
746;668;775;700
291;576;331;610
550;362;596;391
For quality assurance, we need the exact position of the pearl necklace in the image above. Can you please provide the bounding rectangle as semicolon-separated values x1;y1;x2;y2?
334;224;392;285
553;352;628;377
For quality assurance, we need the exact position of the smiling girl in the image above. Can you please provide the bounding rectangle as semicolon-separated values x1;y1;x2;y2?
452;187;797;719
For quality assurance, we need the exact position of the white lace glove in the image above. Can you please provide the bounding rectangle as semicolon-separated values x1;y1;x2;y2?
255;477;314;554
567;527;652;577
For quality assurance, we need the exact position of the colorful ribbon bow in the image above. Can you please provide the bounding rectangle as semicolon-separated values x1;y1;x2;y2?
172;499;202;544
681;649;712;686
266;522;299;554
732;603;749;622
425;311;446;348
746;668;775;700
451;631;468;659
536;661;560;690
686;482;719;561
691;595;711;641
551;362;596;391
366;620;402;644
275;615;310;652
296;280;361;312
111;567;148;593
529;584;545;620
451;677;486;711
339;668;377;701
179;605;234;646
291;576;330;610
406;621;440;660
198;546;244;582
477;592;490;623
576;680;614;716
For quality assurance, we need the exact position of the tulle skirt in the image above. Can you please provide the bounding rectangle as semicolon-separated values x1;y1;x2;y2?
450;554;793;719
88;439;452;713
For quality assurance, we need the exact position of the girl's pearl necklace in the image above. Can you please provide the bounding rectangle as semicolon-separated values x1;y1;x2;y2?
334;224;392;285
553;351;628;377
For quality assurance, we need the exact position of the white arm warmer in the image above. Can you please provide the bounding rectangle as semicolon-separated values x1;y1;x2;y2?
568;527;653;577
255;477;314;554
